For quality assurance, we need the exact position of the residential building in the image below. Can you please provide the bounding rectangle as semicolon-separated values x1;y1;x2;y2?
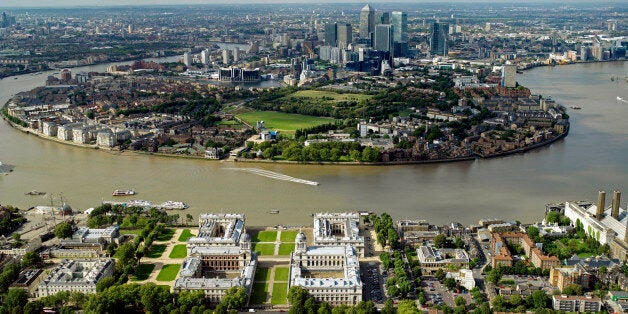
446;269;476;290
417;245;470;273
38;259;115;297
289;232;363;306
549;265;593;291
501;64;517;88
491;232;560;270
312;213;365;257
551;295;602;312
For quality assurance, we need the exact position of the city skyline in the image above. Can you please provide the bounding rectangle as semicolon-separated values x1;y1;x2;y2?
2;0;622;8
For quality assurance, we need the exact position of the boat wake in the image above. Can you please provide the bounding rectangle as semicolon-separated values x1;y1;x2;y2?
226;167;319;186
617;96;628;104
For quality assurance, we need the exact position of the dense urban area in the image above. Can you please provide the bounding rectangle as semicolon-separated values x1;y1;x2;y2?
0;1;627;313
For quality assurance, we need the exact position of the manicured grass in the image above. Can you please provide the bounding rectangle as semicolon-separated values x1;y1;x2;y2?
254;268;271;282
131;263;155;281
120;229;143;235
178;229;195;242
236;111;334;132
577;252;595;258
280;231;298;242
250;282;269;304
270;283;289;304
274;267;290;281
147;244;167;258
169;244;187;258
278;243;295;256
156;228;176;241
253;231;277;242
292;90;373;102
156;264;181;281
253;243;276;256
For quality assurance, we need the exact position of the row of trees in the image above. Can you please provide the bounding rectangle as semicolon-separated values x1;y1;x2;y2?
370;213;398;249
0;205;27;236
245;140;381;163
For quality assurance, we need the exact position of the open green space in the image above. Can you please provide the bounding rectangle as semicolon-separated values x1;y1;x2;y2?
278;243;295;256
156;264;181;281
250;282;269;305
178;229;195;242
270;283;289;304
254;268;271;282
169;244;187;258
274;267;290;281
147;244;167;258
253;243;276;256
156;228;176;241
280;231;298;242
291;90;373;102
253;231;277;242
120;229;143;235
131;263;155;281
236;111;334;132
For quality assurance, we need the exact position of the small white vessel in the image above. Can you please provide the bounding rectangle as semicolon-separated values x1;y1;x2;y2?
158;201;188;210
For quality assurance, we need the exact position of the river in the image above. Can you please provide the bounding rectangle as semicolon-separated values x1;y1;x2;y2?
0;61;626;226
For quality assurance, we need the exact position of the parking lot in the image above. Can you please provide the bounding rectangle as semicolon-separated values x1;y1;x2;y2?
421;276;474;308
361;262;385;303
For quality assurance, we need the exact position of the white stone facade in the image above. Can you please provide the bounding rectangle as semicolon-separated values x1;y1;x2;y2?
313;212;365;257
38;259;114;298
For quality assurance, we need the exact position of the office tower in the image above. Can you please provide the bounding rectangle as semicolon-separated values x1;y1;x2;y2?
128;24;133;34
375;11;390;25
374;24;393;52
337;23;352;49
501;64;517;88
222;49;230;65
430;22;449;56
183;52;192;67
391;11;407;43
359;4;375;39
1;12;7;28
324;23;337;47
201;49;210;65
233;48;240;63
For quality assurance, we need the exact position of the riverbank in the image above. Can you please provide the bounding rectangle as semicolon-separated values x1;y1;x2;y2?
520;59;627;72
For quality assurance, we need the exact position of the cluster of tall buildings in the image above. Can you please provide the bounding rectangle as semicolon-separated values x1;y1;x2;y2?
359;5;408;56
1;12;16;28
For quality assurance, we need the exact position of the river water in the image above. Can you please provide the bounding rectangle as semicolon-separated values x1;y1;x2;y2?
0;61;626;226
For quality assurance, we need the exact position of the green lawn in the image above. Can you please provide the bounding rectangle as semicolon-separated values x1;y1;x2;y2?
280;231;298;242
147;244;167;258
271;283;289;304
274;267;290;281
120;229;143;235
156;264;181;281
169;244;187;258
253;243;276;256
278;243;295;256
250;282;269;305
131;263;155;281
292;90;373;102
156;228;176;241
253;231;278;242
254;268;271;282
236;111;334;132
178;229;195;242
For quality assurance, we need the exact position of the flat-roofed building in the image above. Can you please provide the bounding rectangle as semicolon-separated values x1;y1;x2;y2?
417;245;470;273
313;213;365;257
11;269;44;297
552;295;602;312
38;259;114;297
289;232;362;306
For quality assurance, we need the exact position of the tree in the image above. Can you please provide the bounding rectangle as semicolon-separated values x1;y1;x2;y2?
435;268;446;281
381;299;396;314
510;294;523;307
454;296;466;307
454;237;465;249
562;284;583;296
397;300;420;313
96;277;116;292
530;290;549;309
317;302;332;314
220;286;246;310
546;212;560;224
491;295;507;311
434;234;447;248
186;214;194;226
5;288;28;309
12;232;21;242
54;222;74;239
527;226;540;241
304;297;318;314
485;268;502;284
288;286;310;314
444;277;457;290
21;251;42;268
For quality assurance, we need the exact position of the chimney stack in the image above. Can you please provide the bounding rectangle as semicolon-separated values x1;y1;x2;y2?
612;191;621;219
596;190;606;220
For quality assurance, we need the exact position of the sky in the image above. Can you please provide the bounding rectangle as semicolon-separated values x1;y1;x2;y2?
1;0;610;8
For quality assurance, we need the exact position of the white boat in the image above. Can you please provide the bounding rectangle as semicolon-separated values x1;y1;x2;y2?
158;201;188;210
127;200;153;208
112;189;136;196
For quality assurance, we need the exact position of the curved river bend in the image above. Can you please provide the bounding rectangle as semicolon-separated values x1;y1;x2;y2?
0;61;626;226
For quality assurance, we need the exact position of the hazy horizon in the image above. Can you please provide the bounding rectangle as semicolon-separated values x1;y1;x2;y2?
2;0;623;8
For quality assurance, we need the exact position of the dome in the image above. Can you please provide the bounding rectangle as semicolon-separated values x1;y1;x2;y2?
241;232;251;242
296;232;306;242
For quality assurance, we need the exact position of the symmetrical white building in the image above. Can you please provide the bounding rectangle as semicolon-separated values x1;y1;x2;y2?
38;259;114;297
174;213;256;304
313;213;365;257
289;231;363;306
417;245;470;273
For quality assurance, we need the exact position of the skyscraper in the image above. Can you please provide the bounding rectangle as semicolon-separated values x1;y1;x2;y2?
374;24;393;52
391;11;408;43
324;23;337;47
375;11;390;25
183;52;192;67
337;23;352;49
430;22;449;56
1;12;7;28
359;4;375;40
501;64;517;88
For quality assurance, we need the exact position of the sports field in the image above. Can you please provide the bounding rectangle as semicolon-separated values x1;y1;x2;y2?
291;90;372;102
236;111;334;132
